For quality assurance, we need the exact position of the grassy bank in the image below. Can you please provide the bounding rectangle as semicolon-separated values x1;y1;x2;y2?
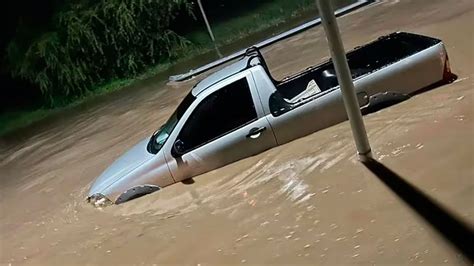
0;0;353;137
185;0;317;46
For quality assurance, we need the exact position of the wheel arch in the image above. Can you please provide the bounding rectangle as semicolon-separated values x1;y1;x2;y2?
115;184;161;204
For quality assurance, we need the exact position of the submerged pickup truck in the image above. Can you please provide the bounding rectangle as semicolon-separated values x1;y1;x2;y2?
88;32;454;206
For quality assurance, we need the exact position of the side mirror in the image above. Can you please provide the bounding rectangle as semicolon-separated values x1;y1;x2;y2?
172;139;186;157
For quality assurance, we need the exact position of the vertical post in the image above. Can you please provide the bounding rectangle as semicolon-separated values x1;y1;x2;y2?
197;0;223;58
316;0;372;162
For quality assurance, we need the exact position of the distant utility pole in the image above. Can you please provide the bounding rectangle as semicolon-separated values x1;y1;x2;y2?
316;0;372;162
197;0;223;58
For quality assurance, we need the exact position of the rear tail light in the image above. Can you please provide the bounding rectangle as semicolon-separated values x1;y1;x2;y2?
443;52;456;82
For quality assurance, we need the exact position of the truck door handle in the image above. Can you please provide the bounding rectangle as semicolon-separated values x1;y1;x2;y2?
246;127;267;139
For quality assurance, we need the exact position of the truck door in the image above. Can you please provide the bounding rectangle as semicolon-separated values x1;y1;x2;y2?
164;73;277;182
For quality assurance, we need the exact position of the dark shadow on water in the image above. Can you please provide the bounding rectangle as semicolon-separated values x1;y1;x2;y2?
363;158;473;262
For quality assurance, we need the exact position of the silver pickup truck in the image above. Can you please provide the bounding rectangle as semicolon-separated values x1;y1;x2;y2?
88;32;454;206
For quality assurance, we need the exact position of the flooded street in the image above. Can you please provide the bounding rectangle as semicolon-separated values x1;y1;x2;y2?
1;0;473;264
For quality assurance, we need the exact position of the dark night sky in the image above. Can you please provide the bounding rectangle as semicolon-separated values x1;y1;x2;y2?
0;0;58;112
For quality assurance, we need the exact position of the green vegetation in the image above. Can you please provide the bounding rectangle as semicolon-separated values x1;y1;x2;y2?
6;0;192;103
1;0;353;137
185;0;317;47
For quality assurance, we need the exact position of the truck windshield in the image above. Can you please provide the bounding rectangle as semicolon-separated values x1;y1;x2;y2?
147;92;196;154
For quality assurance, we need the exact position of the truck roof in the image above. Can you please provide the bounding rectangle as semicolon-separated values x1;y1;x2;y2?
191;54;260;96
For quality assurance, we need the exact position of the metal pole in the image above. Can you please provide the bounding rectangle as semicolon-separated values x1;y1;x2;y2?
197;0;223;58
316;0;372;162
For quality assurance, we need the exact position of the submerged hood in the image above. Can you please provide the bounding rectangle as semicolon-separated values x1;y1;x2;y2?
89;138;154;195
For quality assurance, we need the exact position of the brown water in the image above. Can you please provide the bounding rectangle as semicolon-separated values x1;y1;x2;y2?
1;0;473;264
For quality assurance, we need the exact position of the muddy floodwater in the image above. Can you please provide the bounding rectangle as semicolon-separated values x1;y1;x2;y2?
1;0;473;265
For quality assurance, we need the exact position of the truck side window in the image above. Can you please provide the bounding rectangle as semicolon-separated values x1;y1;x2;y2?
178;78;257;152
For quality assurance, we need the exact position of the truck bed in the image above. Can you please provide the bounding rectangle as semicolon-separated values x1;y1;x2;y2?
274;32;442;102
